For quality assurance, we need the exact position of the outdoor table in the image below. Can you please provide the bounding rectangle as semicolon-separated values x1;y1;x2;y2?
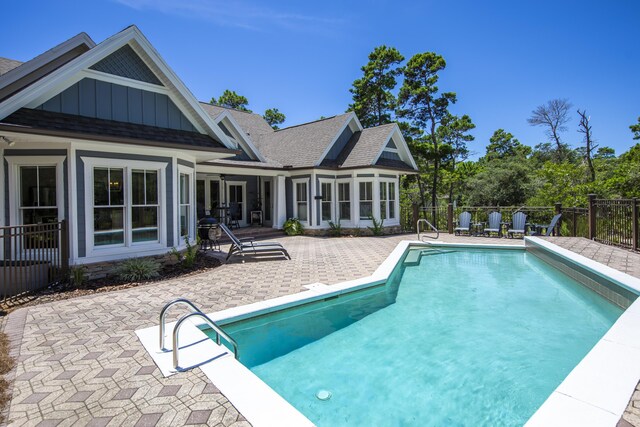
471;222;484;236
197;223;220;251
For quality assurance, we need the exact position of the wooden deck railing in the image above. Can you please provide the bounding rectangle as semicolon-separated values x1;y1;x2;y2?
1;220;69;301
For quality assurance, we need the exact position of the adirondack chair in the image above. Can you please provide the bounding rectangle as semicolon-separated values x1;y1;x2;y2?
454;212;472;236
484;211;503;237
533;214;562;236
507;212;528;238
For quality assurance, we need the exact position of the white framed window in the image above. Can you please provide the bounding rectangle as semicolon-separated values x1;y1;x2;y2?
337;181;351;222
7;156;65;228
379;180;397;220
178;165;195;241
359;181;373;220
319;180;334;223
293;178;309;223
226;181;247;226
83;157;166;257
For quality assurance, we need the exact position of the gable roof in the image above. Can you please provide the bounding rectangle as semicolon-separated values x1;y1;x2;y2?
0;33;95;103
199;102;274;137
252;113;352;168
1;108;231;154
0;26;235;150
0;58;23;76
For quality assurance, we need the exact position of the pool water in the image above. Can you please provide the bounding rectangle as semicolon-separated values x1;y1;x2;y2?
211;249;623;426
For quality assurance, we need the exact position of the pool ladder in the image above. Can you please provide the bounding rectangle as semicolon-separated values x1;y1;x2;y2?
417;218;440;241
159;298;239;369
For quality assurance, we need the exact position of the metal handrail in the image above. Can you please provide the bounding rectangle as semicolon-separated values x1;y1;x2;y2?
173;312;239;369
417;219;439;240
159;298;202;350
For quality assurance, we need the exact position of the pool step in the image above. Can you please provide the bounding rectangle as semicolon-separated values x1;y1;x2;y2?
403;249;457;266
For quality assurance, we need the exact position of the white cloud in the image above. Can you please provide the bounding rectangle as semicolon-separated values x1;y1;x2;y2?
114;0;342;33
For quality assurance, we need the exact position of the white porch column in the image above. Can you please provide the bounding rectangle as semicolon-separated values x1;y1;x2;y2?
275;175;287;229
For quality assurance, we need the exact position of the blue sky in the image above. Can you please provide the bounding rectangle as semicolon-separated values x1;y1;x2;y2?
3;0;639;158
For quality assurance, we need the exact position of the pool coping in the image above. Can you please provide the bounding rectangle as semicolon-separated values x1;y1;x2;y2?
137;238;640;426
524;237;640;426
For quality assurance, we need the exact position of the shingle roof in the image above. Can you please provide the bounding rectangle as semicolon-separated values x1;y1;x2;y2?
2;108;230;151
199;102;274;137
0;58;23;76
338;123;396;168
253;113;352;168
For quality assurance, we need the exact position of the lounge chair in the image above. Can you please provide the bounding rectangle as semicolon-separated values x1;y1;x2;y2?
532;214;562;237
219;223;291;261
454;212;472;236
484;211;502;237
507;212;528;238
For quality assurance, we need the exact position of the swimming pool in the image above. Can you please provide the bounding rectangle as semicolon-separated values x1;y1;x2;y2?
206;247;624;426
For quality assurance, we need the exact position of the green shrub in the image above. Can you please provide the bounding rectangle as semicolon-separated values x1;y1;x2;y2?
117;257;161;282
70;266;87;287
170;236;199;268
368;217;384;236
283;218;304;236
328;220;342;237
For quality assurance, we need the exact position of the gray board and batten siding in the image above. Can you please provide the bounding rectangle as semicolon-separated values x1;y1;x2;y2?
75;151;174;257
323;126;354;161
37;78;197;132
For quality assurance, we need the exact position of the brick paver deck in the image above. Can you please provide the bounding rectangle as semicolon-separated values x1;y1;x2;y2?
1;234;637;426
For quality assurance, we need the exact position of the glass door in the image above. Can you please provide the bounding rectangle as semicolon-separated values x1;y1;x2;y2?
263;179;272;225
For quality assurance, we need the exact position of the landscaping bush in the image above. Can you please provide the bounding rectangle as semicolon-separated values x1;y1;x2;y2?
116;258;161;282
283;218;304;236
69;266;87;286
170;236;199;268
328;220;342;237
368;217;384;236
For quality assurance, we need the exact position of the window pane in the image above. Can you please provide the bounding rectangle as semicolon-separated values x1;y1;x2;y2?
20;166;38;207
389;200;395;219
94;207;124;246
132;170;145;205
180;205;189;236
339;202;350;221
389;182;396;201
38;166;57;207
132;207;158;243
360;202;372;219
146;171;158;204
210;181;220;210
22;208;58;225
322;183;332;201
381;201;387;220
380;182;387;200
93;168;109;206
180;174;190;204
109;168;124;205
298;202;308;222
296;183;307;202
322;202;331;221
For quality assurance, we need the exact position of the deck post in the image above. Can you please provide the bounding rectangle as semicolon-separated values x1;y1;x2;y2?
633;198;638;252
572;207;577;237
588;194;597;240
447;203;454;234
412;204;419;233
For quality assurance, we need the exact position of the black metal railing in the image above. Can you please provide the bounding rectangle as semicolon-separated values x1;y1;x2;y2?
1;220;69;301
590;197;639;251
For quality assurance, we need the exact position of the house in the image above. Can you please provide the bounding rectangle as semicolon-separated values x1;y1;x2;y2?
0;25;418;272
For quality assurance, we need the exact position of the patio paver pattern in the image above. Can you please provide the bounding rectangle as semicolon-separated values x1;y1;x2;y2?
1;234;638;426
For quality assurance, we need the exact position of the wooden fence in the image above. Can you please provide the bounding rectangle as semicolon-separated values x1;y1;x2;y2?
1;220;69;302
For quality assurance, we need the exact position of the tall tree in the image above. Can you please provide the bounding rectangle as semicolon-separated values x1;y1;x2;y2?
484;129;530;161
630;117;640;140
397;52;456;210
211;90;251;112
263;108;286;130
527;98;572;161
437;114;475;201
577;109;597;182
348;46;404;128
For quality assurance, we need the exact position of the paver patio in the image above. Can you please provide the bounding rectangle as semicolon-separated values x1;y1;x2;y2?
1;234;638;426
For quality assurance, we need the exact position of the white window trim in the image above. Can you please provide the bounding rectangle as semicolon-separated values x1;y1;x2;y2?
355;178;375;223
292;177;310;226
82;157;167;259
178;165;196;244
335;178;353;226
379;178;398;222
318;178;335;225
225;180;247;227
7;156;66;227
